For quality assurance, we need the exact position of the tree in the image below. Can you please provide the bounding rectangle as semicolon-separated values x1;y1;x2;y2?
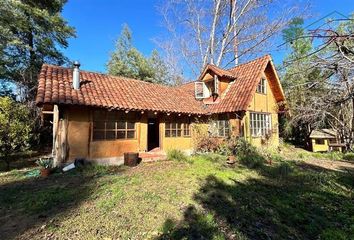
158;0;306;77
281;14;354;150
0;0;75;99
107;24;174;85
0;97;32;170
280;18;324;146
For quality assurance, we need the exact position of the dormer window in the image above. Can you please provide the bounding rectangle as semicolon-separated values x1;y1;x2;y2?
256;78;266;94
195;82;211;99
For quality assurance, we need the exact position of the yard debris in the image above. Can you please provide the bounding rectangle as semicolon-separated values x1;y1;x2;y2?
62;163;75;172
62;158;86;172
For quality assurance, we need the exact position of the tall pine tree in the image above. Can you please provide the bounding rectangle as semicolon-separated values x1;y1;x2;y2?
0;0;75;99
107;24;171;85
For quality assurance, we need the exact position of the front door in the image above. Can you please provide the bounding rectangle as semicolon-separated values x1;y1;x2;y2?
148;119;160;151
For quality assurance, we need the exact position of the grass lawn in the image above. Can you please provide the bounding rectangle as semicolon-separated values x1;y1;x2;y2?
0;148;353;239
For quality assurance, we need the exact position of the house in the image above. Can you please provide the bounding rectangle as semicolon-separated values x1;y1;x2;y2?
35;55;286;166
310;129;344;152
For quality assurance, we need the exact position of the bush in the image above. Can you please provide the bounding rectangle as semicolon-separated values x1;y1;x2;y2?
196;137;220;153
320;228;348;240
343;152;354;161
235;138;265;168
0;97;33;170
216;142;231;156
167;149;188;162
36;157;53;169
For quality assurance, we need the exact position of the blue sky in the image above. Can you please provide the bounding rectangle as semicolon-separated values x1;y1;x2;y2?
62;0;354;75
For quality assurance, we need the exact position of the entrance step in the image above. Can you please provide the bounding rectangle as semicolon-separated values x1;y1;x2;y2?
139;150;167;162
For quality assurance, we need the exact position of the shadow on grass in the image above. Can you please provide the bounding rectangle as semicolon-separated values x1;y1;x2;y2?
158;162;354;239
0;165;126;239
0;151;48;172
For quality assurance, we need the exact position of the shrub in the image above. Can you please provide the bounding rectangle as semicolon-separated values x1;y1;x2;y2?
216;142;231;156
167;149;188;162
0;97;33;170
343;152;354;161
196;137;220;153
320;228;348;240
36;157;53;169
235;138;265;168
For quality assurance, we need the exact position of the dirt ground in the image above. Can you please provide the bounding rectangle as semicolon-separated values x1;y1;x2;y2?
299;158;354;172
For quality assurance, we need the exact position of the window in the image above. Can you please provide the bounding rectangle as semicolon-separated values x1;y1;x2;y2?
315;139;325;145
209;120;230;137
92;111;136;141
256;78;266;94
183;122;191;137
250;113;271;137
165;122;182;137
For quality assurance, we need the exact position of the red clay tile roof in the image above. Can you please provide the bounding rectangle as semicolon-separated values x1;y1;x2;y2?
208;55;282;113
35;55;285;115
35;65;206;114
198;64;235;81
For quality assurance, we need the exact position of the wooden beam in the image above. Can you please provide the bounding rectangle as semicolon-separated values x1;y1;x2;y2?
42;111;54;114
52;105;59;167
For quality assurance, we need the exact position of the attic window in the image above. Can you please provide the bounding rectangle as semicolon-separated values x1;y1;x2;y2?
256;78;266;94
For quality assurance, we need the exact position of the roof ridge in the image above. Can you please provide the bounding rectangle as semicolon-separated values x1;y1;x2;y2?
41;63;177;89
226;54;271;71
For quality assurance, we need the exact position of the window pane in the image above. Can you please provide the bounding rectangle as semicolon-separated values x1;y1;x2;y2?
106;131;115;140
171;130;176;137
117;130;125;139
117;121;125;129
93;131;105;140
177;130;182;137
127;130;135;139
165;130;170;137
94;121;105;130
106;121;115;130
127;122;135;130
218;128;224;137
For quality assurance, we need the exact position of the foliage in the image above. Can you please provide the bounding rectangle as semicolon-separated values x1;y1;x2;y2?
196;137;220;153
343;152;354;161
235;138;265;168
167;149;188;162
0;0;75;99
216;136;238;156
0;80;15;99
0;97;32;170
107;24;172;85
281;14;354;149
280;18;323;145
36;157;53;169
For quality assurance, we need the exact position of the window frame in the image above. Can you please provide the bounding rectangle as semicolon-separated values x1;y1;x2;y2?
250;112;271;137
256;78;266;94
165;122;182;138
209;119;230;138
92;110;136;141
315;139;325;145
183;122;191;137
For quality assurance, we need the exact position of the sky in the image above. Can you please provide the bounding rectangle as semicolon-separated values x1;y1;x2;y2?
62;0;354;75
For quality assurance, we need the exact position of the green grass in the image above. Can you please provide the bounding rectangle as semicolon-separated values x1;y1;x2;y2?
0;152;353;239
